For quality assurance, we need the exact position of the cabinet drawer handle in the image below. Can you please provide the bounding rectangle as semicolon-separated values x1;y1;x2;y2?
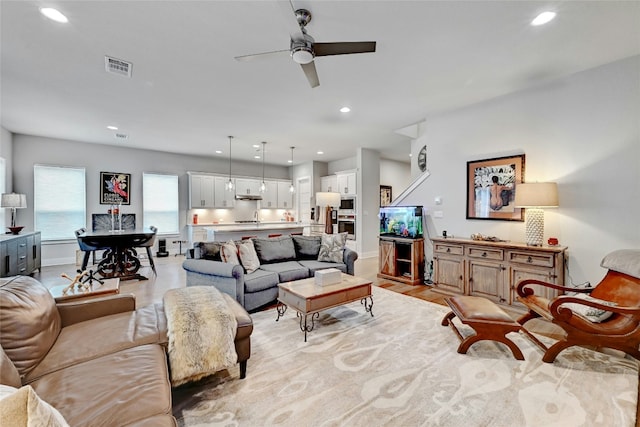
481;252;487;257
19;244;26;248
446;248;451;253
459;275;463;280
527;256;533;263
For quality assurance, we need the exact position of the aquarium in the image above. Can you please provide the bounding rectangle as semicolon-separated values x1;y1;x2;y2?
379;206;423;238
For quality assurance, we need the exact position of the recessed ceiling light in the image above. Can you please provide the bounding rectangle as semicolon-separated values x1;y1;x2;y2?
531;11;556;26
288;160;293;163
40;8;68;23
107;125;118;130
340;106;351;113
409;153;412;157
317;151;324;155
252;144;260;149
215;150;222;154
254;155;260;159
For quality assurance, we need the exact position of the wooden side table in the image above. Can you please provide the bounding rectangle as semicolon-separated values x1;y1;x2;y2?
49;278;120;302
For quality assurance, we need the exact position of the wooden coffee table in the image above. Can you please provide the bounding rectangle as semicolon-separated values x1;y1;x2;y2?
49;278;120;302
276;273;373;341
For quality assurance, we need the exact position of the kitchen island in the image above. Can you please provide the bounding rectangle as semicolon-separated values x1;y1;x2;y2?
187;222;304;245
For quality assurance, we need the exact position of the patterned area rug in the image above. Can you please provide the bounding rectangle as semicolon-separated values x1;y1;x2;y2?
172;286;639;426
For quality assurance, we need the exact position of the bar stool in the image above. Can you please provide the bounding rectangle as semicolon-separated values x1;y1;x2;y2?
173;240;187;256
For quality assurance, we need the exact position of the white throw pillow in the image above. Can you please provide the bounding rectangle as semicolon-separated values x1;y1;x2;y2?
0;384;69;427
238;240;260;274
562;293;617;323
220;240;240;265
318;233;347;263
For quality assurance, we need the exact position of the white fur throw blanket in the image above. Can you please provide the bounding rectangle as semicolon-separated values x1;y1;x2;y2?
164;286;238;387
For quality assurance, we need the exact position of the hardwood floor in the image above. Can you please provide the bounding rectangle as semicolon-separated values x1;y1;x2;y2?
33;254;563;339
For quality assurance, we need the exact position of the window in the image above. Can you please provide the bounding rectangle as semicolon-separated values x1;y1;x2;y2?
143;173;179;234
34;165;86;241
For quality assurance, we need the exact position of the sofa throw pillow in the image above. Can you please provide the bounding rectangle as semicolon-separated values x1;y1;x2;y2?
221;240;240;265
563;293;617;323
318;233;347;263
0;385;69;427
253;236;297;264
292;235;322;260
195;242;223;261
238;240;260;274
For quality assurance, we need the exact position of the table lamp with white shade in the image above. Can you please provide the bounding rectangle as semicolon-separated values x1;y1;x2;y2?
315;192;341;234
514;182;559;246
1;193;27;234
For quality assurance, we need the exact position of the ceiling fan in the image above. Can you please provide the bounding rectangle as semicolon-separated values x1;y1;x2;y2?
234;2;376;88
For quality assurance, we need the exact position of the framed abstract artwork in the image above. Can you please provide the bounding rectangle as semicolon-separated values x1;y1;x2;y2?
466;154;525;221
100;172;131;205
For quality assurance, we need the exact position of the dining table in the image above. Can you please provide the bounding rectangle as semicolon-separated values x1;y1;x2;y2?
76;228;157;280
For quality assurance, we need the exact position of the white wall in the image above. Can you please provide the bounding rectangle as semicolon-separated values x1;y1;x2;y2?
328;157;356;174
357;148;381;258
402;55;640;283
0;127;13;227
11;135;291;265
379;159;411;204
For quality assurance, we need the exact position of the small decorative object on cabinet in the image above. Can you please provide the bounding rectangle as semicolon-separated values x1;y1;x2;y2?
431;237;566;308
377;236;424;285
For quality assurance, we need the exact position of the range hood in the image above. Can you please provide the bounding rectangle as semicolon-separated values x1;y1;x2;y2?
235;194;262;201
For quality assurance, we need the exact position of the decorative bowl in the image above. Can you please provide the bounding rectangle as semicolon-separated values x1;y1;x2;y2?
8;226;24;235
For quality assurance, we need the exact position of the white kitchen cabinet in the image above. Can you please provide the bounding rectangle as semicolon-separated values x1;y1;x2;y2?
189;174;215;208
214;176;235;208
277;181;293;209
235;178;261;196
261;181;279;208
320;175;337;193
336;172;356;195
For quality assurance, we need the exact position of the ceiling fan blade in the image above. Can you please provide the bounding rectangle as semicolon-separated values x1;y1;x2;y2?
314;41;376;57
234;49;290;62
300;62;319;88
275;0;305;40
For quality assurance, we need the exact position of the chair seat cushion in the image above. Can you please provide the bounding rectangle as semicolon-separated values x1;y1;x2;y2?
298;260;347;275
259;261;309;282
244;269;279;293
30;345;172;427
560;294;617;323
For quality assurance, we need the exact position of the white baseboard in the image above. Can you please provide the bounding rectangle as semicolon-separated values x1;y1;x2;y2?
43;257;76;267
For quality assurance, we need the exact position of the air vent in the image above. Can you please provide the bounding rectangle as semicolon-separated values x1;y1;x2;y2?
105;55;132;78
115;133;129;140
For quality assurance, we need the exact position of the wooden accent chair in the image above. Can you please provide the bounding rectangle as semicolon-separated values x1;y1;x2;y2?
516;249;640;363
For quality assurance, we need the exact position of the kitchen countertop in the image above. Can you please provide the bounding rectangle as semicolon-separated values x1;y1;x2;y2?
188;222;305;231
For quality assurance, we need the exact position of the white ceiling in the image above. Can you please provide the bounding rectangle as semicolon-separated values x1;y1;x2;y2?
1;1;639;166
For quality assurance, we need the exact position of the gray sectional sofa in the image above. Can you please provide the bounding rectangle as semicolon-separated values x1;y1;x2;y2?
182;235;358;311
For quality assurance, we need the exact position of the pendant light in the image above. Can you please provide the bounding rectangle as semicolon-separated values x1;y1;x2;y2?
289;146;295;193
259;141;267;193
226;136;234;191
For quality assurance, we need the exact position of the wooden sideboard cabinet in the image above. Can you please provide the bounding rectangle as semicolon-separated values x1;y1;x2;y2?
0;231;42;278
431;237;566;307
377;236;424;285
